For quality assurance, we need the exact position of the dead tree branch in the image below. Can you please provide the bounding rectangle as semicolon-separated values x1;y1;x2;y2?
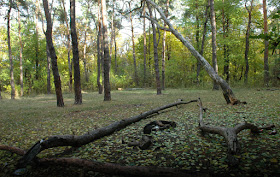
16;99;197;168
197;98;263;166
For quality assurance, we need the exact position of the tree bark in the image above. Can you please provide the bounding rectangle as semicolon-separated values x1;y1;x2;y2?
82;1;90;83
222;0;229;82
129;2;139;86
143;4;147;87
7;0;15;99
198;98;261;165
263;0;269;86
101;0;111;101
147;2;161;95
17;99;197;168
46;44;51;94
197;1;210;84
209;0;219;90
162;0;169;90
61;0;73;92
244;0;254;85
0;144;208;177
17;1;24;96
97;0;103;94
43;0;64;107
144;0;240;104
70;0;82;105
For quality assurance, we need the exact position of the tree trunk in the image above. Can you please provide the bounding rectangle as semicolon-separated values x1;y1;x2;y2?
97;0;103;94
35;0;40;81
209;0;219;90
143;4;147;87
197;1;210;84
144;0;241;104
70;0;82;105
43;0;64;107
82;1;90;83
61;0;73;92
263;0;269;86
16;99;197;168
46;44;51;94
244;0;254;85
147;2;161;95
129;2;139;86
7;0;15;100
162;0;169;90
101;0;111;101
17;1;24;96
222;1;229;82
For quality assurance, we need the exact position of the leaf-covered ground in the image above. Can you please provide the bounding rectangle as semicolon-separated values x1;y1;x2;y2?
0;88;279;176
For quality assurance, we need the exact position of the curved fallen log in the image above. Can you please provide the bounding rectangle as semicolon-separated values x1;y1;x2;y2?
16;99;197;168
0;145;207;177
197;98;263;165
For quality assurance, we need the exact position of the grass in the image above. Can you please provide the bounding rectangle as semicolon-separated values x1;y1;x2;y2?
0;88;279;177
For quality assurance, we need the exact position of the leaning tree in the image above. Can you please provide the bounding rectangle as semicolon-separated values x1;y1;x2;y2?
143;0;242;105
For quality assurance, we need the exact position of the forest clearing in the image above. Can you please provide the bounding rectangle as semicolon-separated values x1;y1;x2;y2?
0;89;279;176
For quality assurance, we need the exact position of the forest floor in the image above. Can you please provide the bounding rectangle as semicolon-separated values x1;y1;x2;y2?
0;88;279;177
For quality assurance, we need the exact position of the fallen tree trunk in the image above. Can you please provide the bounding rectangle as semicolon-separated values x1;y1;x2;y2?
0;145;207;177
16;99;197;168
143;0;242;105
197;98;262;165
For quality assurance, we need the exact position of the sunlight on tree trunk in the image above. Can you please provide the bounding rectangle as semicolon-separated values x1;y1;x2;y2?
101;0;111;101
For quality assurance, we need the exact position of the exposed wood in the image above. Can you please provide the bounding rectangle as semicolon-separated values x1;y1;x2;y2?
197;98;262;165
17;99;197;168
144;0;241;105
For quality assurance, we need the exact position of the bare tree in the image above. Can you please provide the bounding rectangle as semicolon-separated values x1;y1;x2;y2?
43;0;64;107
70;0;82;104
209;0;219;90
263;0;269;86
7;0;15;99
244;0;254;85
146;1;161;95
101;0;111;101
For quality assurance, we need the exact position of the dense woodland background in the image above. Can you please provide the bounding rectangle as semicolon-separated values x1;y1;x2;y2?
0;0;279;100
